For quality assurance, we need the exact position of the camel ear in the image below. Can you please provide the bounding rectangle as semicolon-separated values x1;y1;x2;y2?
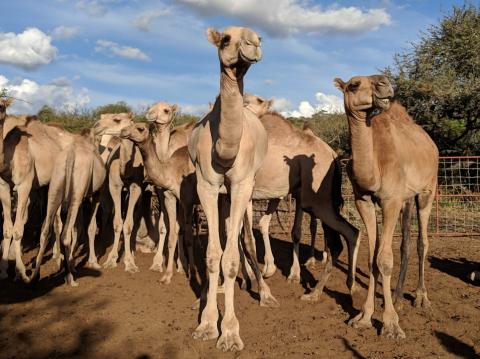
334;78;346;92
207;27;222;47
127;112;134;119
266;99;274;110
171;104;178;114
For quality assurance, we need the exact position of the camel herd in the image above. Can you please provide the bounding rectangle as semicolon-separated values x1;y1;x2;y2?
0;26;440;352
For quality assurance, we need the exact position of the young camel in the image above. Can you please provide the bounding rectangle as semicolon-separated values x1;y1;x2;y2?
0;115;76;281
244;94;360;299
335;75;438;339
120;121;197;284
29;116;133;285
188;26;276;352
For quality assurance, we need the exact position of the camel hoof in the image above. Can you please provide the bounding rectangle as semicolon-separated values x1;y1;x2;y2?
176;265;186;274
85;261;101;270
239;278;247;291
191;298;200;310
260;293;280;308
192;322;219;341
348;312;373;329
381;322;406;339
103;257;118;269
305;257;317;269
160;272;172;284
65;274;79;287
216;330;244;352
149;263;164;272
414;294;431;309
301;290;321;302
287;273;301;284
262;263;277;278
124;262;140;273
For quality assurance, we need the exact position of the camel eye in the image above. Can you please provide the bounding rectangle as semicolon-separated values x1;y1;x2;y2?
138;127;145;132
114;118;121;123
221;35;231;48
164;109;169;114
348;82;360;92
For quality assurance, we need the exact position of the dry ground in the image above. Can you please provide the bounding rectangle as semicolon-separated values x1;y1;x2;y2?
0;230;479;359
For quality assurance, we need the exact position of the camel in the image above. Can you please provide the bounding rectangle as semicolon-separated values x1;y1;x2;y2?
120;121;197;285
29;116;133;285
243;94;360;299
188;26;277;352
0;113;77;281
334;75;438;339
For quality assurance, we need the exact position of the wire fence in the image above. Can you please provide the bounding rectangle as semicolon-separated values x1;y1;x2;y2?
252;156;480;239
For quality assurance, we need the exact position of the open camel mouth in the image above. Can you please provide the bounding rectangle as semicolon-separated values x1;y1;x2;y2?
374;96;391;110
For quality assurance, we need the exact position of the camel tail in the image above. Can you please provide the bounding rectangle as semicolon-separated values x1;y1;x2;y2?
63;145;75;207
332;158;344;213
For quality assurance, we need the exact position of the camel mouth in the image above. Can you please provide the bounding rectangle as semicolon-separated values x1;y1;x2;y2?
239;47;261;64
373;96;391;110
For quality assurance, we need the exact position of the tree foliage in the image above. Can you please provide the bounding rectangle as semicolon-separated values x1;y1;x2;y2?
384;4;480;153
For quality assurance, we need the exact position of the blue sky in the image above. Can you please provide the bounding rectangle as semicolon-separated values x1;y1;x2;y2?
0;0;475;116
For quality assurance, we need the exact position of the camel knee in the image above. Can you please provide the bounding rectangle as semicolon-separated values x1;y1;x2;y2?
377;250;393;277
222;257;240;279
123;223;132;237
113;218;123;234
206;246;222;273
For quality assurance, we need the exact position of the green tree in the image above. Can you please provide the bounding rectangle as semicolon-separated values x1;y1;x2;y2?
385;4;480;153
94;101;132;117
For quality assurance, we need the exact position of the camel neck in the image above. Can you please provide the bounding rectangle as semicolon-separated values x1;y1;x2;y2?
0;117;4;172
136;137;173;190
215;68;245;163
347;109;379;190
153;123;171;162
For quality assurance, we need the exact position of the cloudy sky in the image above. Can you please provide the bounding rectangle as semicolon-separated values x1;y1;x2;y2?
0;0;471;117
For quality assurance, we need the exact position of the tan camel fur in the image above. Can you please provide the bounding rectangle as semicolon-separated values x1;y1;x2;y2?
120;121;198;285
0;115;76;281
243;94;360;299
29;116;133;285
188;26;276;352
335;75;438;339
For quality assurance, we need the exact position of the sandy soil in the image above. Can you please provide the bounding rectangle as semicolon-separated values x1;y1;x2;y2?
0;231;479;359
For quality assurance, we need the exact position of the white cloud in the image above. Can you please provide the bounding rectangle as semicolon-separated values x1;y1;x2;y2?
95;40;150;61
75;0;107;16
282;92;344;118
0;28;57;70
177;0;391;37
271;97;291;112
0;75;90;114
134;9;171;32
51;25;80;40
180;103;210;116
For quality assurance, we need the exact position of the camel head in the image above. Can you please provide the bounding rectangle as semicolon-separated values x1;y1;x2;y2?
0;97;13;122
207;26;262;79
244;93;273;117
120;122;150;144
334;75;393;113
92;112;134;136
145;102;178;126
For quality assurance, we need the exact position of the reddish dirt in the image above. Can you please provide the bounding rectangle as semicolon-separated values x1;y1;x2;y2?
1;233;479;358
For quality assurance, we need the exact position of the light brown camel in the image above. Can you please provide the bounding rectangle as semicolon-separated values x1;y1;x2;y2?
145;102;195;276
29;116;133;285
0;115;76;281
243;94;360;299
188;26;276;352
335;75;438;339
120;121;197;284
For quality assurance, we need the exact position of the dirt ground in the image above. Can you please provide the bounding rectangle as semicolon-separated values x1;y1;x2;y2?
0;231;479;359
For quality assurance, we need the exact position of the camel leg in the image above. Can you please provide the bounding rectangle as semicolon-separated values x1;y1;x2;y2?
288;199;304;284
243;202;279;308
216;178;255;352
122;182;141;273
52;208;64;269
414;191;435;309
160;192;179;284
61;199;82;287
104;182;123;269
393;199;413;304
151;193;167;272
12;177;33;283
305;215;320;269
348;196;377;328
239;200;256;286
176;220;186;274
86;196;101;269
259;198;279;278
183;201;197;280
377;198;405;339
0;179;13;279
192;177;221;342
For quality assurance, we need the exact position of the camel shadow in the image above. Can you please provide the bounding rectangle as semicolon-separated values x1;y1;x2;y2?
429;256;479;286
434;331;479;358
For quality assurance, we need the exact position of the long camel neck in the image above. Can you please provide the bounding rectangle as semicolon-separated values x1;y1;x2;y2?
153;123;171;162
136;137;174;191
0;109;6;172
347;109;379;190
215;68;245;163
